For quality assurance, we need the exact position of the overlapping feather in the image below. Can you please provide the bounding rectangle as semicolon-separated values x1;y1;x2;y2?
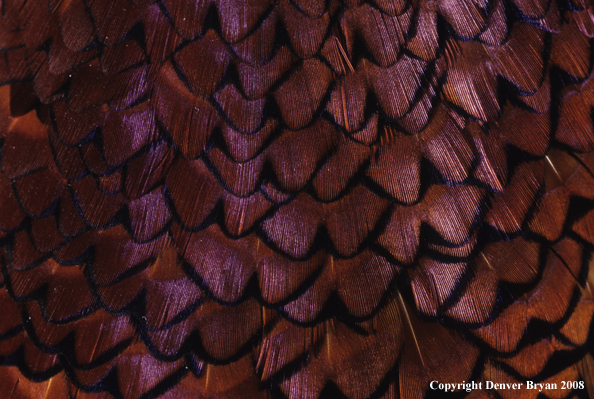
0;0;593;398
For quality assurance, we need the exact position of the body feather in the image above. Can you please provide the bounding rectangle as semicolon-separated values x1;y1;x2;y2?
0;0;593;398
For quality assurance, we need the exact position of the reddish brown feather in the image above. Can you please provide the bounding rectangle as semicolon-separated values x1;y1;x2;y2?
101;40;147;76
13;168;65;217
345;5;412;68
263;193;323;258
274;59;332;130
572;7;594;38
51;0;95;52
368;56;427;120
439;0;487;39
479;0;507;45
368;134;421;204
124;142;174;200
237;46;295;100
405;6;438;61
71;175;124;227
398;296;479;399
443;42;499;121
378;206;421;265
473;238;584;353
1;1;594;398
325;186;390;256
215;84;266;134
165;157;222;229
232;9;278;64
551;21;591;80
312;138;370;201
0;174;26;231
143;5;183;63
128;188;172;242
419;105;474;183
556;79;594;152
280;0;329;59
87;0;142;46
223;192;272;236
208;147;265;196
486;160;544;233
327;72;368;133
177;225;256;303
174;31;231;98
257;249;323;304
57;191;87;238
154;64;220;159
9;260;95;321
511;0;550;19
268;120;338;192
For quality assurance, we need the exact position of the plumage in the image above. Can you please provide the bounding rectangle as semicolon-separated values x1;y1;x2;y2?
0;0;594;398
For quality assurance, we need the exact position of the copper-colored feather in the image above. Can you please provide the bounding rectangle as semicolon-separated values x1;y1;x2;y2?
0;0;594;398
